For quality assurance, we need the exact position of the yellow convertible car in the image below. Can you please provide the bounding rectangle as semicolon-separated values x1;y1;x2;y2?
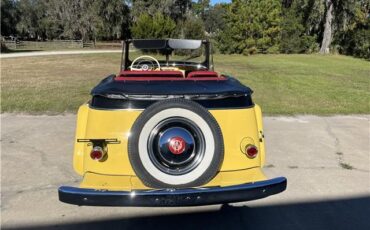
58;39;287;206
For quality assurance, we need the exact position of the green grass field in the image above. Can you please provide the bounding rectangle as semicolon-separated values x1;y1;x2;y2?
1;54;369;115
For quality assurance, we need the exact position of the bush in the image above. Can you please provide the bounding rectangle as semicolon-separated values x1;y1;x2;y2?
242;47;258;56
267;45;280;54
1;42;10;52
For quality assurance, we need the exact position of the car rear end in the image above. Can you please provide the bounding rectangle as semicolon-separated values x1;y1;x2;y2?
59;75;286;206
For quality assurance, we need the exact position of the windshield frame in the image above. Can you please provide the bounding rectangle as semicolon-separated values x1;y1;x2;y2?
121;39;213;71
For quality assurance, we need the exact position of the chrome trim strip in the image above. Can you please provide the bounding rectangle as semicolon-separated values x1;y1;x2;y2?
103;93;249;101
87;103;255;111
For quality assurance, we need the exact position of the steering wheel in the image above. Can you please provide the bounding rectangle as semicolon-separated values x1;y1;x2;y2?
130;55;161;71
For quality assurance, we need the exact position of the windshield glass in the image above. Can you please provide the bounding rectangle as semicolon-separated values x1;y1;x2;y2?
129;46;205;62
123;39;211;71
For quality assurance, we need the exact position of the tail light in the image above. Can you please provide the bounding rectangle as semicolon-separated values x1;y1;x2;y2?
90;146;105;161
245;145;258;158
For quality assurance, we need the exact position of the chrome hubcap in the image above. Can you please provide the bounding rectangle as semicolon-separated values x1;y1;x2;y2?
147;117;205;175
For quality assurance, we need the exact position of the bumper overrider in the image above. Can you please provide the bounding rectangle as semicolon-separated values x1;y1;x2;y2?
58;177;287;207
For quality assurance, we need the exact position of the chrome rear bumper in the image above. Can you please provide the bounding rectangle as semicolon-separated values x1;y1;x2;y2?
58;177;287;207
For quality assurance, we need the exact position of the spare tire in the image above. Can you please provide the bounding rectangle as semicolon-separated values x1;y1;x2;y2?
128;99;224;188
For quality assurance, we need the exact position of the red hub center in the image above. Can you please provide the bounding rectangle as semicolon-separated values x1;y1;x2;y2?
168;136;186;155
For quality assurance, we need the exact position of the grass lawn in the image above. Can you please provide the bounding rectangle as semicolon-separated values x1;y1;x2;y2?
1;54;369;115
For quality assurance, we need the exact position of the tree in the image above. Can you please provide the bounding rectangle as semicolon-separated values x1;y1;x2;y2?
192;0;210;20
45;0;130;41
16;0;48;40
131;13;177;39
181;15;205;39
130;0;191;23
320;0;334;53
91;0;130;40
1;0;19;36
203;3;227;34
318;0;370;55
280;1;317;53
334;0;370;59
170;0;192;22
46;0;98;40
1;0;367;59
217;0;282;54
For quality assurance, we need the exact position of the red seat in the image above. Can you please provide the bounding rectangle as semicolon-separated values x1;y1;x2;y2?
118;71;183;80
187;71;219;78
115;70;225;81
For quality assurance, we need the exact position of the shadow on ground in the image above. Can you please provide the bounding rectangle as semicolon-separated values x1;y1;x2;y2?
3;196;370;230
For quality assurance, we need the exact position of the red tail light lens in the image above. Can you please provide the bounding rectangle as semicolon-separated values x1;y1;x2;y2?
90;146;104;161
246;145;258;158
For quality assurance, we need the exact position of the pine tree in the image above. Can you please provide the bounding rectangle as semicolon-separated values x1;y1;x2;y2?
131;13;177;39
217;0;282;54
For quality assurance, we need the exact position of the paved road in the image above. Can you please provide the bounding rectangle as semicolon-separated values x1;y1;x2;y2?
1;114;369;230
0;50;123;59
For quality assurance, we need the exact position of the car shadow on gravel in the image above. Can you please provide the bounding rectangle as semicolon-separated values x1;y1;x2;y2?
3;195;370;230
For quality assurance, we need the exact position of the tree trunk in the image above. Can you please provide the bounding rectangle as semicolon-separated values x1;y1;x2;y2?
320;0;334;54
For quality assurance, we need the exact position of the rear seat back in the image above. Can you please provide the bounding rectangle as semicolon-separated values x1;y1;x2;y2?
187;71;218;78
119;71;184;79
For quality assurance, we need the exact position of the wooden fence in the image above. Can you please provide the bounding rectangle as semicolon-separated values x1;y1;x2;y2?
2;40;95;50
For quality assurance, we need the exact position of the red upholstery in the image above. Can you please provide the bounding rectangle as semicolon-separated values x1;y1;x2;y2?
118;70;183;79
187;71;219;78
116;77;187;81
115;70;225;81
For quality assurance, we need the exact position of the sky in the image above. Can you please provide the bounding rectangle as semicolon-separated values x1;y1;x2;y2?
210;0;231;5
